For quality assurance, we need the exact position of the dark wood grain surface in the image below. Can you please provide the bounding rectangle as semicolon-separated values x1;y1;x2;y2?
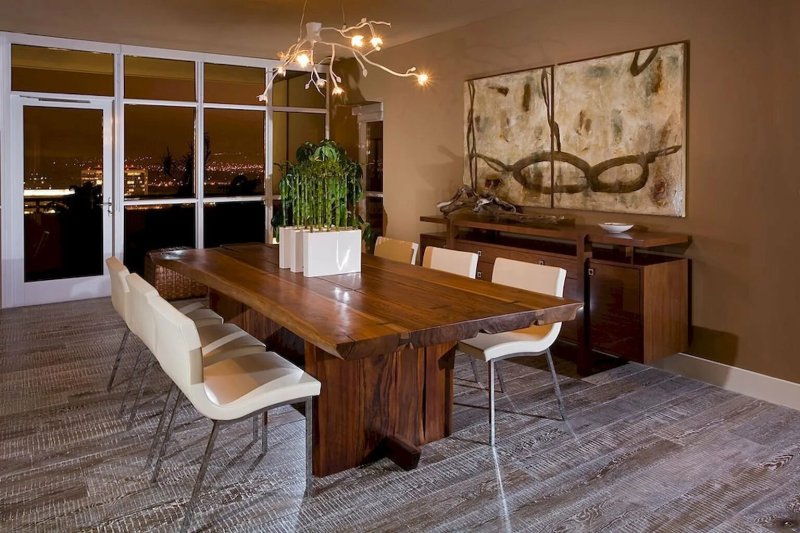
426;213;691;248
152;243;582;360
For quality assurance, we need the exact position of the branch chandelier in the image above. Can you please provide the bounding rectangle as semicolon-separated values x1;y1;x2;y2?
258;12;430;102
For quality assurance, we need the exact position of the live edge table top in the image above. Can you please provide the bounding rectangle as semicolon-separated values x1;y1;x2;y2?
152;243;583;360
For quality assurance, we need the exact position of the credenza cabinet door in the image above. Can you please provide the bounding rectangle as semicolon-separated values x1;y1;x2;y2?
588;257;689;363
588;262;644;362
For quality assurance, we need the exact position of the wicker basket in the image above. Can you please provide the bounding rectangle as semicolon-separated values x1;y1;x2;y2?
144;246;208;300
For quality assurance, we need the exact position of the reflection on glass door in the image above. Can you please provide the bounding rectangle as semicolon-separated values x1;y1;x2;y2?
24;106;105;281
4;96;113;306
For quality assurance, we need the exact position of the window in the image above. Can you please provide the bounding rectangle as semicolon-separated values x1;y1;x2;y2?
124;105;196;199
271;111;327;194
272;70;327;108
204;63;265;106
124;56;195;101
203;108;265;197
123;204;195;274
4;35;330;272
11;45;113;96
203;202;265;248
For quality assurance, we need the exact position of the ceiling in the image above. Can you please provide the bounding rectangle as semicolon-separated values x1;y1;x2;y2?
0;0;535;59
241;0;534;52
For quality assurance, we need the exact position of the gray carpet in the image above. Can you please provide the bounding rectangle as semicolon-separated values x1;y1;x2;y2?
1;298;799;532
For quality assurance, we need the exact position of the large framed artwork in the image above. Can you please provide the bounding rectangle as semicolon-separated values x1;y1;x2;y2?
465;42;687;217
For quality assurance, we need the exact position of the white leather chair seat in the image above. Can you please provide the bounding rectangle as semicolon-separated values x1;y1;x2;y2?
459;324;560;361
177;301;223;328
201;351;321;420
197;323;266;365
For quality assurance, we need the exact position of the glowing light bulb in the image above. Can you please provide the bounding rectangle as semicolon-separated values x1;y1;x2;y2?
417;73;430;86
351;35;364;47
296;53;311;68
370;36;383;49
276;66;286;76
316;78;326;87
332;86;344;96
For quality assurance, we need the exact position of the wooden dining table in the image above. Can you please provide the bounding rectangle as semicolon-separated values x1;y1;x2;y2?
152;243;582;476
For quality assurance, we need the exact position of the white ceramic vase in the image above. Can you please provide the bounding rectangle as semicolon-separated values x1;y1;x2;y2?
290;228;308;273
302;228;362;277
278;226;295;269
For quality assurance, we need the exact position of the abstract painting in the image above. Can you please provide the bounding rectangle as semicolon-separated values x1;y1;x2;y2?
464;42;686;217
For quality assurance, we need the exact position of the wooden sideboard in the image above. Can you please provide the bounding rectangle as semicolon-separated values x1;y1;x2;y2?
420;214;690;375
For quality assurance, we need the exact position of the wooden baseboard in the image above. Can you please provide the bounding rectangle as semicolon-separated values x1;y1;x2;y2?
652;353;800;411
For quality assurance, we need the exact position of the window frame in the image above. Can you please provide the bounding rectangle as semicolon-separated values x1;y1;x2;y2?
0;31;329;283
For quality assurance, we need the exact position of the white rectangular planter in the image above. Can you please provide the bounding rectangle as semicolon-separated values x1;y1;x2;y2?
278;226;295;269
303;229;362;277
290;229;308;273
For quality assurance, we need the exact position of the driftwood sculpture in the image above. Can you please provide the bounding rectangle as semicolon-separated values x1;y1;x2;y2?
437;185;517;217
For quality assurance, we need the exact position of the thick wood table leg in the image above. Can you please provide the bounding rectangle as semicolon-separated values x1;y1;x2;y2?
305;341;456;477
382;436;421;471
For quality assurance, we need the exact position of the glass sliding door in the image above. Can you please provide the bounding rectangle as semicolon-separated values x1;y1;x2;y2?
5;96;113;306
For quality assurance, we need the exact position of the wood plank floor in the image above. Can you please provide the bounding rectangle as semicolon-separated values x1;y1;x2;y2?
1;298;799;532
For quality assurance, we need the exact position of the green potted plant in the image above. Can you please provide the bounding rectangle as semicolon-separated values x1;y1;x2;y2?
274;140;371;276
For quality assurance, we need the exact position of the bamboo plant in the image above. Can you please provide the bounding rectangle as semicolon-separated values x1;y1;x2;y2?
274;139;373;243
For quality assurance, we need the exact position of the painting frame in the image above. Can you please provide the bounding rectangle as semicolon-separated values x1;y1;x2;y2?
464;41;688;217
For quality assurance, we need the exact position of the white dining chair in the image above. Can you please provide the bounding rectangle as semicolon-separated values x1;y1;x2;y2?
420;246;503;390
422;246;479;278
105;257;224;392
125;274;266;431
147;293;321;532
458;257;568;447
374;236;419;264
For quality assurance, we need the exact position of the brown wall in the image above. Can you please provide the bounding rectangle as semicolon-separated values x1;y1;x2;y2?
342;0;800;383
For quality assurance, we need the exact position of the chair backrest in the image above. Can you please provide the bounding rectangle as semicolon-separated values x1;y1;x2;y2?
422;246;478;278
126;273;160;353
374;236;419;264
106;256;130;322
492;257;566;297
149;293;204;391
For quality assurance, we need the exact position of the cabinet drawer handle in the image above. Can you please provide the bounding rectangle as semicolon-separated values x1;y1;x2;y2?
476;271;483;279
588;267;595;276
538;260;545;265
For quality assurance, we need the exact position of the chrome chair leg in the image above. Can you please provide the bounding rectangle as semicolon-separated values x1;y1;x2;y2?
181;420;221;533
496;364;505;393
120;348;147;415
127;358;153;430
147;383;177;468
152;392;183;483
107;329;130;391
305;398;313;496
252;415;259;443
471;358;504;393
488;361;496;447
470;359;480;384
545;349;568;422
261;410;269;453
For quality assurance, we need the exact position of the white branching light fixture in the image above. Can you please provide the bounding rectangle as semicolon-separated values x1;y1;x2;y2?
258;9;430;103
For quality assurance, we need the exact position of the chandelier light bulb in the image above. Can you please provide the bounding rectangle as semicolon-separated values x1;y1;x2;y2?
316;78;326;87
332;86;344;95
296;53;311;68
417;73;430;86
370;36;383;49
276;66;286;76
351;35;364;47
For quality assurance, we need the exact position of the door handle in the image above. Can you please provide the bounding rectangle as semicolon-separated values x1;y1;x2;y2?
100;196;113;215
